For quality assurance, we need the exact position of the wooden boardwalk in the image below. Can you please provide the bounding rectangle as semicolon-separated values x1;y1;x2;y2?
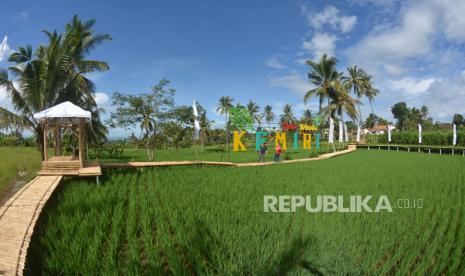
0;145;356;275
102;145;357;168
0;176;62;276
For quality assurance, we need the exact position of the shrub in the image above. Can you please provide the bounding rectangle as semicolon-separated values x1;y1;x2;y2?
366;131;465;146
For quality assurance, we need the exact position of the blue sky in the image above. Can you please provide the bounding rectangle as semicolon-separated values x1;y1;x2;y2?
1;0;465;137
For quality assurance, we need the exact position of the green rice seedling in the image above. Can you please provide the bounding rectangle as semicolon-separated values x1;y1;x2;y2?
27;150;465;274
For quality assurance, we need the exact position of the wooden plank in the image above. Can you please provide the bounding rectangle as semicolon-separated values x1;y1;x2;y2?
0;176;62;276
43;120;48;161
101;147;357;169
78;118;85;168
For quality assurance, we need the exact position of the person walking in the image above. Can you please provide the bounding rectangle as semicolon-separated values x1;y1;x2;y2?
259;142;268;163
274;143;282;162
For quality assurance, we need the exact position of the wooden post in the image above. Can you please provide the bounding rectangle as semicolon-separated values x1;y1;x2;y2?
54;124;60;156
79;118;85;168
43;119;48;161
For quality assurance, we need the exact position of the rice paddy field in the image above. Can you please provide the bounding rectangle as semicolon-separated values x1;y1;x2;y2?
90;141;345;163
0;147;41;199
27;150;465;275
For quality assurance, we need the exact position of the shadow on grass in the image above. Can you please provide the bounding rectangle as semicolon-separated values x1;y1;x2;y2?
261;235;324;276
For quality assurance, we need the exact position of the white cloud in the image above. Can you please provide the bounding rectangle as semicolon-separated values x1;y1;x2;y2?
349;0;395;7
347;5;435;63
390;77;437;97
346;0;465;77
383;64;404;76
437;0;465;43
307;6;357;33
419;75;465;119
0;81;20;102
269;74;311;96
295;58;308;65
302;33;337;60
265;56;285;69
94;92;109;105
0;86;7;101
0;39;13;62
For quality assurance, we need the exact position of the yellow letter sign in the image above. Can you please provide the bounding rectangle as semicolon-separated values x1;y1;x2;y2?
233;131;246;151
303;133;312;149
275;131;287;151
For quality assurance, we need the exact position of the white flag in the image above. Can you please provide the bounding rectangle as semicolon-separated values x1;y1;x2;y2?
344;124;349;142
339;121;343;142
0;35;8;62
388;125;392;142
356;125;361;143
192;98;198;117
418;124;422;144
194;119;200;139
192;98;200;139
329;117;334;143
453;123;457;146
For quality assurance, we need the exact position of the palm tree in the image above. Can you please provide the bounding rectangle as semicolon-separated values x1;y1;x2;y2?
361;73;379;126
264;105;275;131
304;54;341;113
326;87;359;124
247;100;261;127
304;54;344;152
0;15;111;160
280;104;296;124
301;109;313;124
216;96;233;155
199;110;213;152
322;83;359;148
343;65;366;125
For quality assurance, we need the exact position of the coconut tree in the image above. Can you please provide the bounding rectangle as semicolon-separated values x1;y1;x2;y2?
264;105;275;131
304;54;341;113
317;81;359;151
247;100;261;127
343;65;366;125
198;110;213;152
216;96;233;154
326;86;359;125
280;104;296;124
0;15;110;160
361;73;379;126
301;109;313;124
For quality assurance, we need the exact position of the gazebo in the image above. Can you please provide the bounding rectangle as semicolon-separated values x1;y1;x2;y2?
33;101;101;177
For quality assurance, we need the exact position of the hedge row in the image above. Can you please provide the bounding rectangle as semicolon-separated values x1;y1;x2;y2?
366;131;465;146
0;134;37;147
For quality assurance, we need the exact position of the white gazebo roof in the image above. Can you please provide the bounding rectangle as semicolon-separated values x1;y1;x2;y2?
33;101;91;120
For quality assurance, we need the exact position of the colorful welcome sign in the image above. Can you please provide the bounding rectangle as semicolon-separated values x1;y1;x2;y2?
229;107;323;152
233;122;320;152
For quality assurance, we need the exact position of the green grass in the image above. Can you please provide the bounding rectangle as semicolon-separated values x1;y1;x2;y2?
0;147;41;198
90;141;346;163
28;150;465;274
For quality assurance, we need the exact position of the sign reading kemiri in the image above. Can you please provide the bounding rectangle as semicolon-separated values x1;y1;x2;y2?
233;123;320;152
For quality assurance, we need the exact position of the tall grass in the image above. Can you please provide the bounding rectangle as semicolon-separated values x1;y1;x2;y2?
0;147;41;198
27;150;465;274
